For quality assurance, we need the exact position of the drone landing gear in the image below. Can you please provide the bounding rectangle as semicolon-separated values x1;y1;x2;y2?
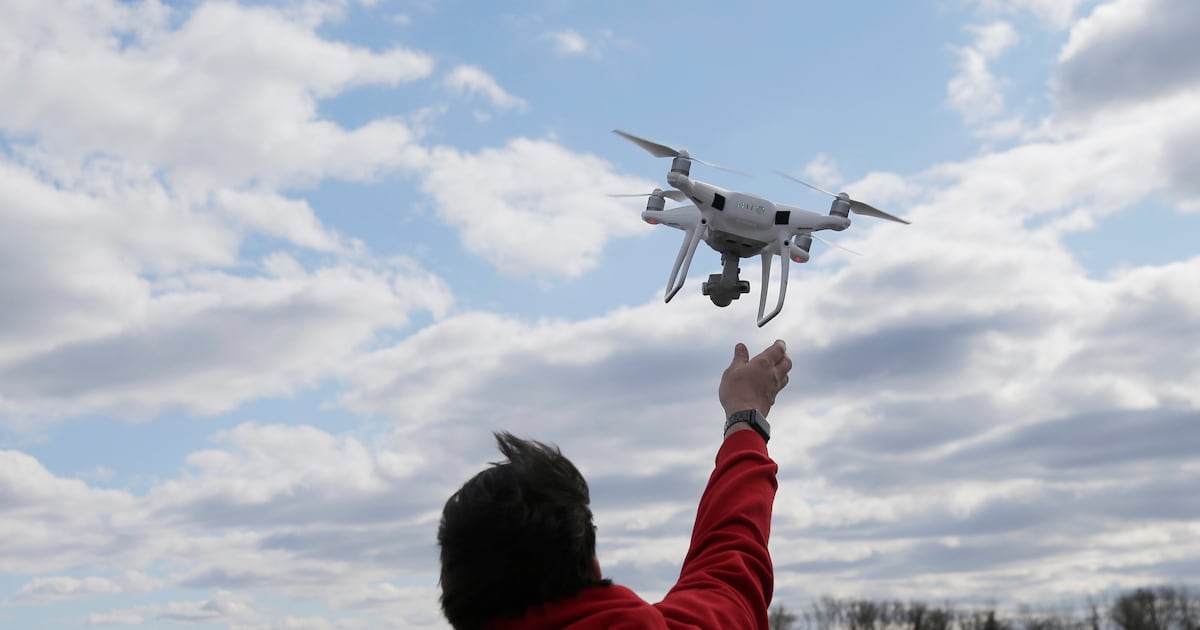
701;253;750;307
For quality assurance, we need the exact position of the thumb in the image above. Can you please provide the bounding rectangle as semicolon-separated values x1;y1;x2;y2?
730;342;750;366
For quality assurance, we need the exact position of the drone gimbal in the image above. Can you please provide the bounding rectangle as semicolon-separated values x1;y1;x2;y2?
701;254;751;308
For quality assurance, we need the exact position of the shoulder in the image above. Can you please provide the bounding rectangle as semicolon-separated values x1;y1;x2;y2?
488;584;669;629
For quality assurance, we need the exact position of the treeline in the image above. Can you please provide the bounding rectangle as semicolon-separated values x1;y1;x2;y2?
769;585;1199;630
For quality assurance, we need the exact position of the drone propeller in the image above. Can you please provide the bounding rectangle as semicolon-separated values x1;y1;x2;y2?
774;170;911;224
804;232;862;256
613;130;749;176
609;190;687;202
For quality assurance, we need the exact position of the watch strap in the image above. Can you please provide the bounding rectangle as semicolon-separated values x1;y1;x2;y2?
725;409;770;443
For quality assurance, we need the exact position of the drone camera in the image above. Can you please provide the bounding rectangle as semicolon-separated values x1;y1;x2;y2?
701;273;751;307
709;293;734;307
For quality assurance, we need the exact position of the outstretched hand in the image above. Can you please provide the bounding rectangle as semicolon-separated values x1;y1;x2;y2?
718;340;792;419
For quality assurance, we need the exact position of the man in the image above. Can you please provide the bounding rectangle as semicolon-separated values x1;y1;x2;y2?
438;340;791;629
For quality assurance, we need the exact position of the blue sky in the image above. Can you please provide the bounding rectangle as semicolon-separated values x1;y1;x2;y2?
2;0;1199;628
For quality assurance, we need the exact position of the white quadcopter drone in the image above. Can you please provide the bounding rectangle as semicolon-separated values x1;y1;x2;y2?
612;129;910;327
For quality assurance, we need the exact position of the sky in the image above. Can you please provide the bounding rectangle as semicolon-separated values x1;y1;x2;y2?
1;0;1198;628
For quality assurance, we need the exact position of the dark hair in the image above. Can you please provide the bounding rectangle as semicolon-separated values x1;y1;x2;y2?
438;432;609;630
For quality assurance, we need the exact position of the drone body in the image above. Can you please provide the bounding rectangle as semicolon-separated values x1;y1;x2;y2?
613;129;909;327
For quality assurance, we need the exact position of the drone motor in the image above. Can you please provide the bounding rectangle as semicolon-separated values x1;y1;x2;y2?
829;195;851;218
790;235;812;263
645;189;667;213
671;154;692;177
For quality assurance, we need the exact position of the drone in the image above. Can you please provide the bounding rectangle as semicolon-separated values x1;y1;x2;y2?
612;129;910;327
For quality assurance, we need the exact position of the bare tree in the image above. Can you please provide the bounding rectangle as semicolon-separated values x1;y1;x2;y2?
1135;585;1200;630
1113;589;1161;630
847;598;884;630
1088;595;1108;630
1178;586;1200;630
961;608;1010;630
811;596;846;630
772;603;799;630
909;601;929;630
774;585;1194;630
925;604;955;630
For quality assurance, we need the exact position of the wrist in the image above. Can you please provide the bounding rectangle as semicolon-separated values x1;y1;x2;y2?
724;409;771;443
723;422;756;439
722;402;764;419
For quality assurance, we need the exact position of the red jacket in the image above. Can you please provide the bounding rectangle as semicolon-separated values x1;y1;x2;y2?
489;430;779;629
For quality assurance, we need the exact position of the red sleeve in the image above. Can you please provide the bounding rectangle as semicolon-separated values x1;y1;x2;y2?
654;429;778;629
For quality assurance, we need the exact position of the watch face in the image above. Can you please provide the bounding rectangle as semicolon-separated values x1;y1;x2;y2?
726;410;768;441
755;414;770;436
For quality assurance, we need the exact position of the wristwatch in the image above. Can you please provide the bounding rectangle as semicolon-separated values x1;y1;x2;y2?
724;409;771;443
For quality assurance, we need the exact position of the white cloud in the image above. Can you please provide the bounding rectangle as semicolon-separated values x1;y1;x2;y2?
0;1;432;188
1055;0;1200;115
153;422;393;511
542;29;590;56
0;160;453;422
801;153;843;191
86;609;144;626
418;137;656;278
0;0;457;425
277;615;338;630
539;28;625;59
213;189;357;255
0;420;450;623
0;253;452;420
843;171;925;211
443;64;527;111
158;591;260;623
947;21;1020;125
14;576;122;602
0;450;141;574
13;571;161;604
975;0;1088;28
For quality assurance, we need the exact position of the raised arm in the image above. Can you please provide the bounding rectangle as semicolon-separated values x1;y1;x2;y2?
655;340;791;629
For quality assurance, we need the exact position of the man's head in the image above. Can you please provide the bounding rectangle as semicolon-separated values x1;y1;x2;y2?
438;432;608;630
